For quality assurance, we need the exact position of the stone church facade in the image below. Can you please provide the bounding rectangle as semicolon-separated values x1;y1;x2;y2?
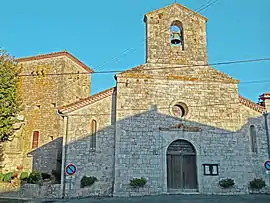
1;3;270;198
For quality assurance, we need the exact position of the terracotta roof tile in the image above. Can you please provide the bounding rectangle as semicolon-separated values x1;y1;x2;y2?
15;50;94;73
58;87;115;114
239;95;265;113
59;86;264;114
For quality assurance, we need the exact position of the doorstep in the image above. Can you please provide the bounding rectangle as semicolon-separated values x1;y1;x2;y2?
167;189;200;195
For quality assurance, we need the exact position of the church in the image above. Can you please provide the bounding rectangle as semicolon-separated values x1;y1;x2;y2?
2;2;270;198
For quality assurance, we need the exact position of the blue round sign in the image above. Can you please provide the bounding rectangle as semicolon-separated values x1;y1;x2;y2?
65;163;77;176
264;160;270;171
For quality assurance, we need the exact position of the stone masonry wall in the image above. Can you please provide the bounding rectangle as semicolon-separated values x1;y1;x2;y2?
198;115;270;195
0;183;61;199
239;105;262;127
61;57;91;106
114;75;269;196
64;93;115;198
2;55;91;174
116;76;240;131
145;4;208;65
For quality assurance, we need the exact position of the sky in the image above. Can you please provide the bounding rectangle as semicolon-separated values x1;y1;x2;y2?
1;0;270;103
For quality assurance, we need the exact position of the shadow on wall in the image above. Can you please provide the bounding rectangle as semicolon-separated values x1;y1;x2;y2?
0;107;269;199
28;137;63;178
60;106;269;198
0;138;63;199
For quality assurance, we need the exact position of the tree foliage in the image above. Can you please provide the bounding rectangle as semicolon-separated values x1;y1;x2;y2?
0;49;21;143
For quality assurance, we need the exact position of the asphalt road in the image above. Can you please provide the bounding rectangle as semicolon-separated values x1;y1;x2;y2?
40;194;270;203
0;200;27;203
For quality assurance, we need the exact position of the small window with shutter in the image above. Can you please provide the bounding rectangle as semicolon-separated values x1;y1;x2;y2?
90;120;97;151
250;125;257;153
32;131;39;149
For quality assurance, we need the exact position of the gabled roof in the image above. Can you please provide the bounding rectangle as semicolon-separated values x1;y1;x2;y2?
58;87;115;114
144;3;208;22
15;51;94;73
57;86;264;114
239;95;265;113
116;63;239;84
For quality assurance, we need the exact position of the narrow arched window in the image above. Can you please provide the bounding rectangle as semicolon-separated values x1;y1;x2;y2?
32;131;39;149
90;120;97;151
250;125;257;153
170;20;184;50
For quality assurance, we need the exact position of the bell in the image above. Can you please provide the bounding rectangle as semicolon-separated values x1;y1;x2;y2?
171;32;182;45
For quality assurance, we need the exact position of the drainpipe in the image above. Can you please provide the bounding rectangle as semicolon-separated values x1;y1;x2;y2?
56;110;68;199
263;110;270;160
263;110;270;191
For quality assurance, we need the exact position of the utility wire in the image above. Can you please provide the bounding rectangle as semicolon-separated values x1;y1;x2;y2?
130;0;219;70
15;1;270;85
18;56;270;77
93;0;219;72
18;0;221;77
110;0;218;78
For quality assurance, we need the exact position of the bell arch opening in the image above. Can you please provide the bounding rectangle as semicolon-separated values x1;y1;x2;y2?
166;139;197;190
170;20;184;50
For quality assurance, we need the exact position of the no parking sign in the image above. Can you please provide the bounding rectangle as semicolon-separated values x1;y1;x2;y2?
264;160;270;174
65;163;77;176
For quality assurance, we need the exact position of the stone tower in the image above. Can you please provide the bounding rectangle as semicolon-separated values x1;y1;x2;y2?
259;93;270;112
3;51;93;172
144;3;208;65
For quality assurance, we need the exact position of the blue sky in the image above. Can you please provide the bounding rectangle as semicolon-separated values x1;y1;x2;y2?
1;0;269;102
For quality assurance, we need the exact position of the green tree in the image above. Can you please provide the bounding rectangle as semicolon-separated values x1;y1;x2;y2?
0;49;21;143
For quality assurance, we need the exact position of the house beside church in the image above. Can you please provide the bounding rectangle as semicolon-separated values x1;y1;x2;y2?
1;2;270;198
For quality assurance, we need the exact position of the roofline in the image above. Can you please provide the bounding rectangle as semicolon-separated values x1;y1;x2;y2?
58;87;115;114
115;63;239;84
58;91;264;115
15;50;94;73
239;95;265;113
144;3;208;22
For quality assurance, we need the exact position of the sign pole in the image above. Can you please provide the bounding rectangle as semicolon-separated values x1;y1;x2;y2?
69;177;72;190
65;163;77;195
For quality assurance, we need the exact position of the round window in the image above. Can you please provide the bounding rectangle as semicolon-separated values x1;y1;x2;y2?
172;104;185;117
170;102;188;118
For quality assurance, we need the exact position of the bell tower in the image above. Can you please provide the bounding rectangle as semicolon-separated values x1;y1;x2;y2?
144;3;208;65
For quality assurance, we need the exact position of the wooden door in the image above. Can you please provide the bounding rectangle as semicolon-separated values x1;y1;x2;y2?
167;140;197;189
182;155;197;189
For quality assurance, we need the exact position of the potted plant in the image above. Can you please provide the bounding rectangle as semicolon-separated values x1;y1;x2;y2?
130;177;147;188
219;178;235;189
80;176;98;188
249;178;266;193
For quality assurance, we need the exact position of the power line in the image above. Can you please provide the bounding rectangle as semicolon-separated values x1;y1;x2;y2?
124;0;221;82
17;0;220;77
93;0;219;72
96;57;270;74
18;56;270;77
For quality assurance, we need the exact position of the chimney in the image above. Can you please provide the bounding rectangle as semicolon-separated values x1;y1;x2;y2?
259;93;270;112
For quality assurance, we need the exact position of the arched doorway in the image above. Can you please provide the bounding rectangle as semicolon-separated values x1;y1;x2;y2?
167;139;197;190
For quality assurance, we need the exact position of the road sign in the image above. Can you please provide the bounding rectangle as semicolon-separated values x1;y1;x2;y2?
264;160;270;171
65;163;77;176
266;171;270;175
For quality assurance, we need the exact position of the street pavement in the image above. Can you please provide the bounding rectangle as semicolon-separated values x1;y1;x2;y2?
0;200;27;203
39;194;270;203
